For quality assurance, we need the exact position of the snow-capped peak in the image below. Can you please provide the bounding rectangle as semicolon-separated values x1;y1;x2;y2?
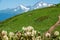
19;5;30;12
42;3;48;6
12;1;54;14
34;1;53;9
38;1;53;6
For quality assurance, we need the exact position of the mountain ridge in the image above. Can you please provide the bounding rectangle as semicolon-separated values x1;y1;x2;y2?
0;1;54;21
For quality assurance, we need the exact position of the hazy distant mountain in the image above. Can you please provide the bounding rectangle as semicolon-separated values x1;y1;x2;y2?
0;5;30;21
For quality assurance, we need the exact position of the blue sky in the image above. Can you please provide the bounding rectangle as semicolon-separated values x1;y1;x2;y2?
0;0;60;10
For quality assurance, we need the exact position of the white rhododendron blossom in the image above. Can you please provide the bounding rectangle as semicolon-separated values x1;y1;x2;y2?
23;26;36;37
31;30;36;36
24;33;27;36
9;32;14;38
45;32;51;37
0;26;60;40
3;35;8;40
22;27;26;30
26;32;31;36
2;30;7;35
54;31;59;36
27;26;34;32
22;27;27;31
36;36;41;40
22;26;34;32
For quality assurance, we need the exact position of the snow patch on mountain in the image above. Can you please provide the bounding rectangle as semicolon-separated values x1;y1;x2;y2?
20;5;30;12
14;9;17;11
34;1;54;9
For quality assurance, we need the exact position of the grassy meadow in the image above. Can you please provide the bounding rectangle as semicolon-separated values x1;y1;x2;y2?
0;4;60;34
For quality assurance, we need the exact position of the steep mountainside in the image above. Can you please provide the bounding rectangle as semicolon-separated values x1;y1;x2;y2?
0;4;60;33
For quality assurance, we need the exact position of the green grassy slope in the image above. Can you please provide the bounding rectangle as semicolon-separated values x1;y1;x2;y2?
0;4;60;33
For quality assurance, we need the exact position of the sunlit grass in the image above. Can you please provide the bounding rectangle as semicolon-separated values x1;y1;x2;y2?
0;4;60;34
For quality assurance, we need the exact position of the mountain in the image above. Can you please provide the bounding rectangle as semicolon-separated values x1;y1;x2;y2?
0;1;54;21
0;5;30;21
0;4;60;32
33;1;53;9
19;5;30;12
